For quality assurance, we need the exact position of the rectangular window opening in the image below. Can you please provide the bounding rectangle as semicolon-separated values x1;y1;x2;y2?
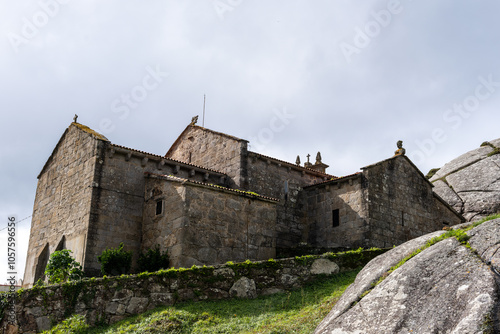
155;200;163;216
332;209;340;227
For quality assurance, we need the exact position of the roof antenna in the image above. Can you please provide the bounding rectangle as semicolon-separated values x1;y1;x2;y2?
202;94;206;127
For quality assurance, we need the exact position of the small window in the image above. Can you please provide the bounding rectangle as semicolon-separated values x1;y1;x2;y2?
155;200;163;215
332;209;340;227
443;221;449;226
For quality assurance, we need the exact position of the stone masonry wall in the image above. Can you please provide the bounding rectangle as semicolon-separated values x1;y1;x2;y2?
6;249;386;333
23;124;102;287
246;152;330;249
142;176;187;266
246;152;328;199
85;146;227;277
166;125;247;187
303;176;369;249
363;156;462;248
143;175;277;268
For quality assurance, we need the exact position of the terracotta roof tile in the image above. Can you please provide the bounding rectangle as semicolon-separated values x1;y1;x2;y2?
303;172;362;188
248;151;336;178
111;143;226;175
145;172;279;202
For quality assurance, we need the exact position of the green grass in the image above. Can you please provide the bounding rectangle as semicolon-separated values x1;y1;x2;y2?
43;270;359;334
464;213;500;231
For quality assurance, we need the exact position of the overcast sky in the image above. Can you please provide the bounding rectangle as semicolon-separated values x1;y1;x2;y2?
1;0;500;283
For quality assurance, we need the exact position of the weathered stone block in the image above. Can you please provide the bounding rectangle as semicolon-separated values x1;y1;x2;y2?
230;277;257;299
126;297;149;314
310;259;340;275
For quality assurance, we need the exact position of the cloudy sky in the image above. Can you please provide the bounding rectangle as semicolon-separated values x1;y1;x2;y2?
1;0;500;283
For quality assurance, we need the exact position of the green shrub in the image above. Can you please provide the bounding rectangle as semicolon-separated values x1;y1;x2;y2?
425;168;440;179
41;314;89;334
97;242;132;276
44;250;84;284
137;244;169;273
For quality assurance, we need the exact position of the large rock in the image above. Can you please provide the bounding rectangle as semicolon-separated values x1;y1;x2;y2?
315;218;500;334
430;139;500;221
229;277;257;299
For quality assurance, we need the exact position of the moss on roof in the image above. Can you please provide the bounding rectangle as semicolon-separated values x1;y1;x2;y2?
72;122;109;141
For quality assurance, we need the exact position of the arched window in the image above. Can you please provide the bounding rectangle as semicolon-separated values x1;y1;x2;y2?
34;243;49;282
55;236;66;251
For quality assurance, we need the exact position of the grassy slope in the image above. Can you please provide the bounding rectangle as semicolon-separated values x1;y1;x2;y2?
44;269;359;334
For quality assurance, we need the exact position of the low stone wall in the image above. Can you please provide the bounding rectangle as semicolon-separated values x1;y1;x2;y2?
1;249;386;333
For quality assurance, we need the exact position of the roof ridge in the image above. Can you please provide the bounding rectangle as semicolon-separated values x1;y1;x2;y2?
72;122;109;141
303;172;362;189
191;124;248;142
111;143;227;175
145;172;279;202
248;151;336;178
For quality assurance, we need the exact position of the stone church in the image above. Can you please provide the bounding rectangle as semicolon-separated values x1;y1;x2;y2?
23;118;463;287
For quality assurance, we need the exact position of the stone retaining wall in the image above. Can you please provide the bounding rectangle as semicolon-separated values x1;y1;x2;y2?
1;249;385;333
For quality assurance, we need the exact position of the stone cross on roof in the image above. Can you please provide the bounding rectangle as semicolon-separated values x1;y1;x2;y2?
73;114;78;123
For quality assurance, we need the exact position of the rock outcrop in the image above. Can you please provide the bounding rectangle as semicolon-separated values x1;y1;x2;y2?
430;138;500;221
315;218;500;334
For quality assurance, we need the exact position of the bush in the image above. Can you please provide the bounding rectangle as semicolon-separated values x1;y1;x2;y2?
97;242;132;276
41;314;89;334
138;244;169;273
44;249;84;284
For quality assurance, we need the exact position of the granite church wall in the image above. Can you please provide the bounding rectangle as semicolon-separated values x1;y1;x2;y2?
86;145;227;276
143;174;278;268
23;124;102;287
363;156;462;248
246;152;330;249
302;175;369;249
166;125;247;187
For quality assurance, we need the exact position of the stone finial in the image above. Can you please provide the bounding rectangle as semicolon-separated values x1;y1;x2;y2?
296;155;301;166
304;154;312;168
395;140;406;156
191;115;199;125
315;151;322;165
73;114;78;123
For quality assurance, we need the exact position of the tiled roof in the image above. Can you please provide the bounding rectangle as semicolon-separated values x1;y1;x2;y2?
145;172;279;202
303;172;362;189
110;143;226;175
248;151;336;178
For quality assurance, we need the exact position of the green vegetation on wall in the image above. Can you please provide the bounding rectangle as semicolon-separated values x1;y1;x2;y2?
97;242;132;276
